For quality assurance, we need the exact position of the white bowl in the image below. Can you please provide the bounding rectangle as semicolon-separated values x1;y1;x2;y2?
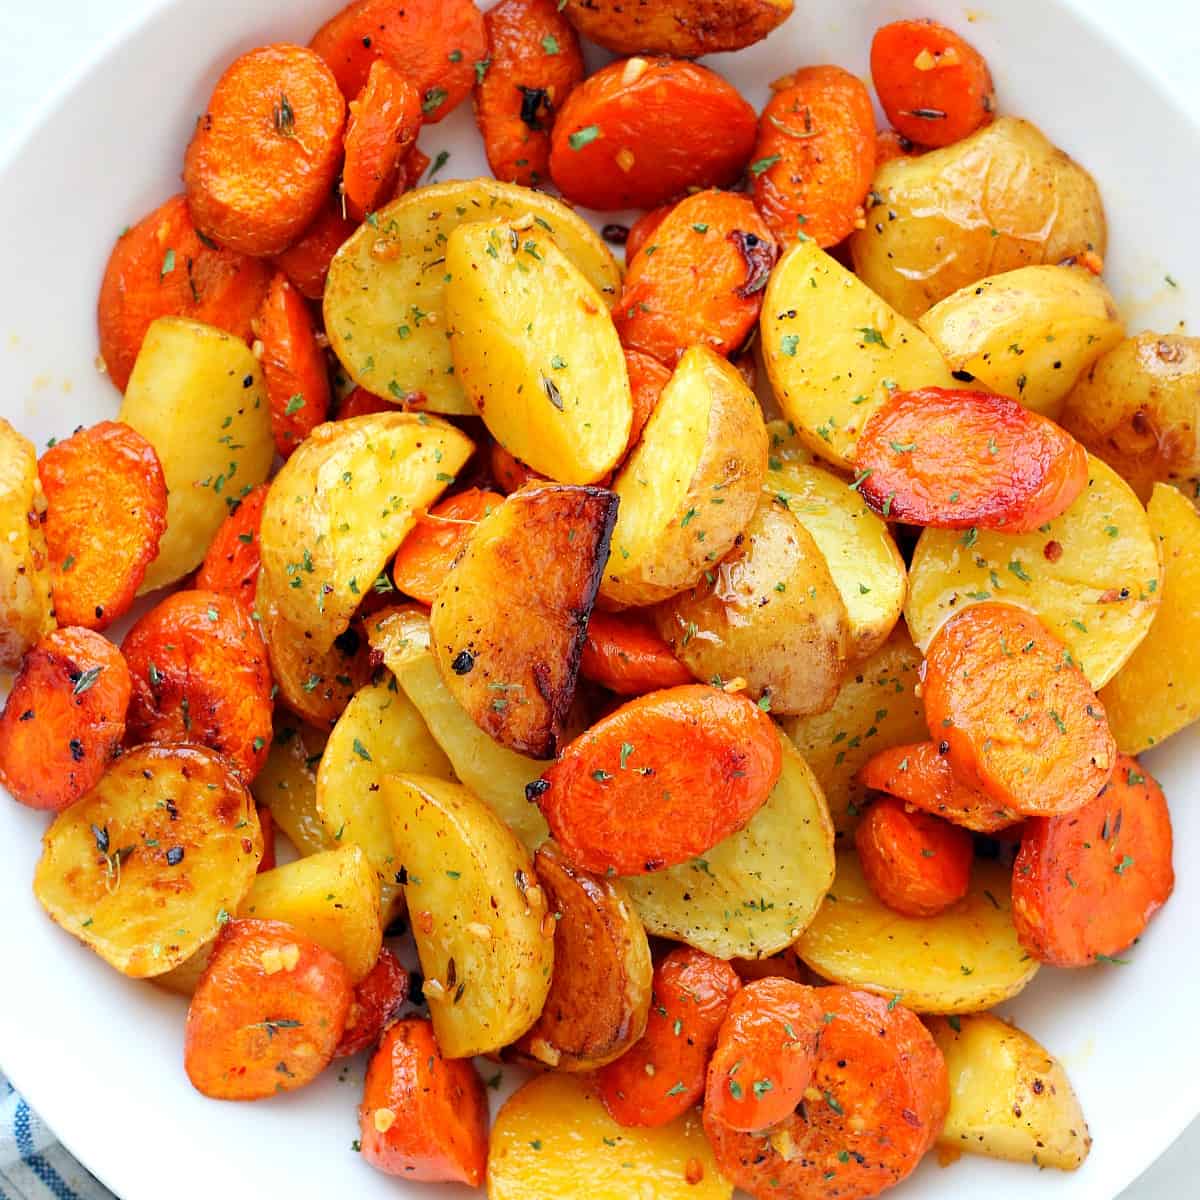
0;1;1196;1197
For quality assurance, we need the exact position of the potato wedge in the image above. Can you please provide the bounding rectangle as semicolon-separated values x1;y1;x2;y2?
385;773;553;1057
918;265;1124;419
602;346;768;607
906;454;1161;688
850;117;1107;320
761;239;956;469
325;179;621;416
250;719;331;858
430;485;617;758
558;0;791;56
488;1074;731;1200
928;1014;1091;1171
795;852;1038;1013
623;732;834;959
33;743;262;978
118;317;273;592
654;496;849;716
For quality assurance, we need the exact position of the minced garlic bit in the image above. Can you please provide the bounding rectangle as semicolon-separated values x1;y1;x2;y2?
530;1038;561;1066
466;921;492;941
260;943;301;975
622;57;648;86
722;676;748;694
423;978;447;1000
769;1126;799;1162
251;339;265;360
373;1107;397;1133
616;148;636;173
510;212;536;231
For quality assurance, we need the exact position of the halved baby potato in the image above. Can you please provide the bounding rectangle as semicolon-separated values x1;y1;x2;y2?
250;720;332;858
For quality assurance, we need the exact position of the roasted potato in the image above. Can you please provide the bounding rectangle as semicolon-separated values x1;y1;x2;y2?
928;1014;1091;1171
654;496;850;716
324;179;621;416
250;720;331;858
118;317;274;592
33;744;262;978
906;454;1162;688
850;117;1108;320
795;852;1039;1014
623;732;834;959
385;773;553;1058
761;239;956;470
558;0;792;56
602;346;768;608
918;265;1124;419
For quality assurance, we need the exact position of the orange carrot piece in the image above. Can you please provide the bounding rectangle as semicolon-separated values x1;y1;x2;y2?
395;146;432;195
338;386;394;420
256;806;276;872
195;483;270;613
335;947;410;1057
579;610;692;696
624;204;672;262
623;349;672;449
272;198;356;300
489;443;546;494
343;60;422;221
874;128;917;166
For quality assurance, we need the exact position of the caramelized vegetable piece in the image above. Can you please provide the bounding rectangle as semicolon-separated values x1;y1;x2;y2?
38;421;166;629
0;628;130;812
0;420;53;670
751;65;875;248
395;145;431;195
871;19;995;149
123;589;273;782
624;205;672;262
185;918;351;1100
623;347;672;449
338;386;393;421
874;128;917;166
335;947;410;1057
342;59;421;222
580;610;692;697
1011;754;1174;967
256;806;276;872
922;603;1116;817
272;198;355;300
195;483;269;612
534;685;782;875
855;388;1089;531
550;57;757;211
489;443;545;494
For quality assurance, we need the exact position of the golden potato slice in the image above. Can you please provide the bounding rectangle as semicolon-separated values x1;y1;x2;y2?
385;773;553;1057
918;265;1124;419
795;852;1038;1014
655;497;849;716
761;239;956;469
0;418;53;669
765;417;814;468
559;0;791;56
602;345;768;607
623;732;834;959
488;1074;731;1200
906;454;1161;688
250;719;331;858
325;179;621;416
928;1014;1091;1171
34;743;262;978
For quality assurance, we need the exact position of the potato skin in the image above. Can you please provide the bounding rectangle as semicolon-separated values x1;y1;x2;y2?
0;419;53;669
558;0;792;56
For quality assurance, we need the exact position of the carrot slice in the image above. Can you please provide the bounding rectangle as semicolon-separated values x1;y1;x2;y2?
476;0;586;187
339;386;393;420
624;204;672;262
360;1018;489;1185
0;628;130;812
533;684;782;875
122;589;273;782
343;60;422;221
38;421;166;630
623;349;672;449
1012;754;1174;967
195;483;269;613
922;603;1116;817
751;65;875;248
579;610;692;696
870;19;995;149
272;198;356;300
184;44;346;256
549;58;757;211
335;947;410;1057
489;443;546;494
855;388;1089;531
185;918;352;1100
874;128;917;166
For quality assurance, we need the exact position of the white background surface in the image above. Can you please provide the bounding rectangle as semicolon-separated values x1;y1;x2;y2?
0;0;1194;1196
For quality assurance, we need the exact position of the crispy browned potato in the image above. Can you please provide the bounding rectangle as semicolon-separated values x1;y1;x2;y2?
558;0;792;56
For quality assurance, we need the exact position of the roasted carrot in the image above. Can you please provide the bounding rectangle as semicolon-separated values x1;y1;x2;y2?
256;806;277;872
38;421;167;630
185;918;352;1100
359;1018;489;1185
0;628;130;812
751;65;875;248
729;954;810;986
476;0;585;187
871;19;995;149
533;684;782;875
1012;754;1174;967
489;442;546;494
579;610;693;696
624;204;672;262
395;146;431;195
549;57;757;211
922;603;1116;818
597;947;740;1128
343;60;422;221
272;198;356;300
874;127;917;166
855;389;1089;531
195;483;270;613
122;589;273;782
335;947;410;1057
623;349;672;449
184;45;346;256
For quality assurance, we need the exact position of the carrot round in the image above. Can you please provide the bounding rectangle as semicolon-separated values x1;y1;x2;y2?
272;198;356;300
624;205;672;262
596;946;740;1128
184;44;346;256
549;57;757;211
339;386;394;421
343;60;422;221
97;194;271;391
870;19;995;149
122;589;273;782
751;65;875;248
1012;754;1174;967
922;603;1116;818
704;978;822;1133
476;0;585;187
335;947;410;1057
579;610;692;696
0;628;130;812
195;483;270;612
38;421;167;630
533;684;782;875
489;443;545;494
185;918;352;1100
874;128;917;167
360;1018;489;1186
623;349;672;449
855;388;1089;531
